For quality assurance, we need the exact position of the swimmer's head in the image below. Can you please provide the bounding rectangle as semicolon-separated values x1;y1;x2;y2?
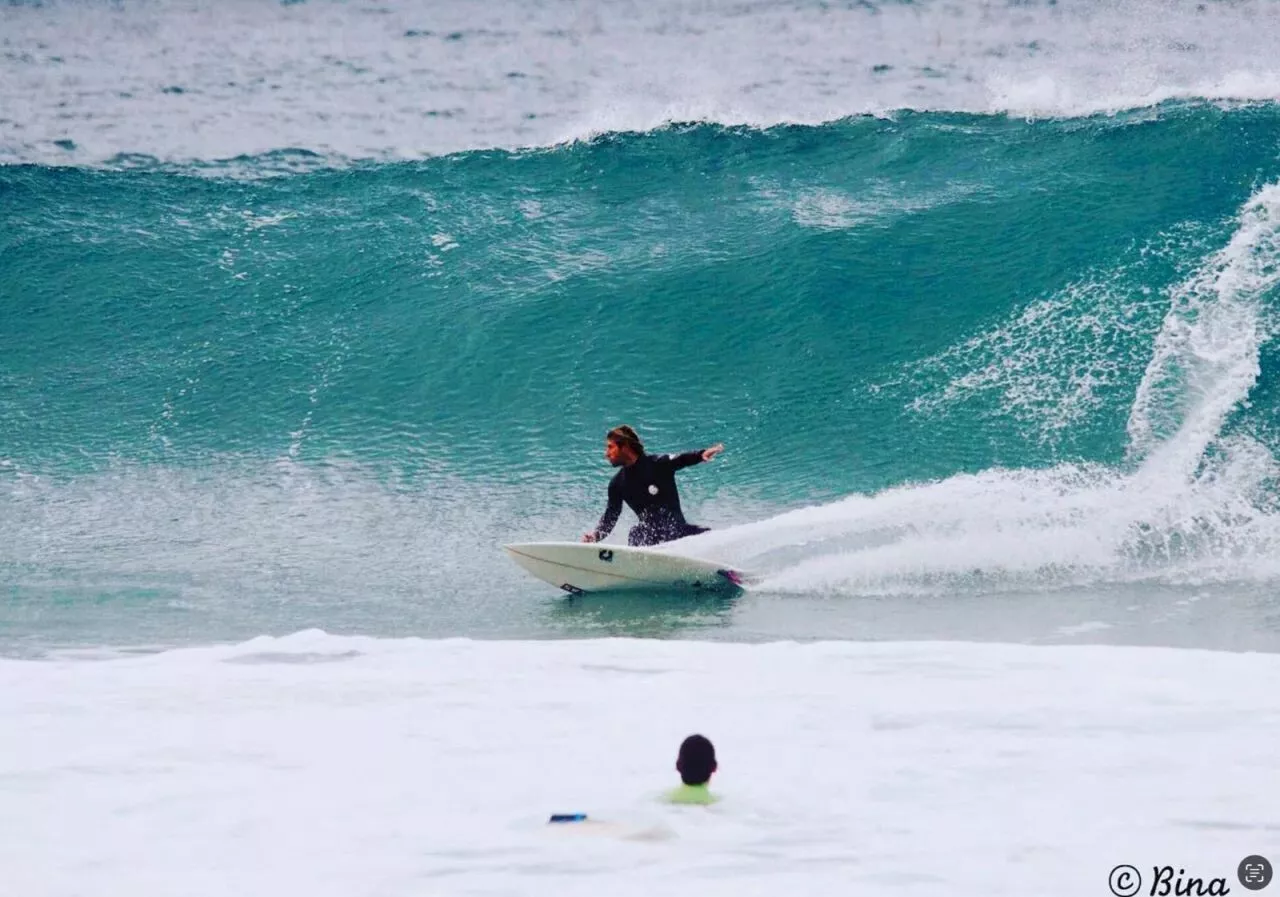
676;734;717;786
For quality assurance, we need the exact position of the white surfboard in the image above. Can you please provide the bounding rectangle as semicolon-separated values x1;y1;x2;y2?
503;541;751;595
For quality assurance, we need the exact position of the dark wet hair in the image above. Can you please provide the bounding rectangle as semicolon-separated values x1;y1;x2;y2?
607;425;644;455
676;734;717;785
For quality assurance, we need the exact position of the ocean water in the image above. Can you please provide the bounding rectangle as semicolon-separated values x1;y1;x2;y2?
4;1;1280;893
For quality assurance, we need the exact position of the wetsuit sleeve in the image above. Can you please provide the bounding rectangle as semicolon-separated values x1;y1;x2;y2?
663;450;706;470
593;475;623;540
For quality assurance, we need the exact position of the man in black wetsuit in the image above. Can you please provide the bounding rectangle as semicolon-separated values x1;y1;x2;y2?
581;425;724;547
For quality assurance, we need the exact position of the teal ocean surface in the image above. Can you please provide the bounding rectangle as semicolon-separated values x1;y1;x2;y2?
5;1;1280;655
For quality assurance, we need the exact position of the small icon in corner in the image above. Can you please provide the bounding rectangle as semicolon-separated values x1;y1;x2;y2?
1239;855;1273;891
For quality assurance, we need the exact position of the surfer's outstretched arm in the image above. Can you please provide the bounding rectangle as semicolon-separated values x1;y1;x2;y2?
583;477;623;543
665;443;724;470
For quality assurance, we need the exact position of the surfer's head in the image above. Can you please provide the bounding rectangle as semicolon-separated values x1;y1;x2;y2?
676;734;717;786
605;425;643;466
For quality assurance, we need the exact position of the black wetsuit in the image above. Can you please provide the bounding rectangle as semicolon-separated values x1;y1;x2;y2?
592;450;712;547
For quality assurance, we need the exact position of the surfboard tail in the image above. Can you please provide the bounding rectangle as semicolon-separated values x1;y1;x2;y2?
717;568;746;587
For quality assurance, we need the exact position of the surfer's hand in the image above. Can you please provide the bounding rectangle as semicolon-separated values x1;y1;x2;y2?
581;532;598;543
702;443;724;461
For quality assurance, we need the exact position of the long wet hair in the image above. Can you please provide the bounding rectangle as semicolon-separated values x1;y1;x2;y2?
606;425;644;456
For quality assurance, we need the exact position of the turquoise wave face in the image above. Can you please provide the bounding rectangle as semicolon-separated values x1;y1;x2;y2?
6;101;1280;651
4;103;1280;502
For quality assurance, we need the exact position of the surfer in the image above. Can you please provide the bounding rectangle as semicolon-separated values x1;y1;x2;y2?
582;425;723;547
665;734;720;805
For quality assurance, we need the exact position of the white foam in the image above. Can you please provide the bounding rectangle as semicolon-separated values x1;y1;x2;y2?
1127;185;1280;468
765;180;987;232
2;633;1276;896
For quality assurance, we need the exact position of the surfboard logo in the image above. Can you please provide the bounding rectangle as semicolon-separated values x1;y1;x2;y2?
598;549;614;562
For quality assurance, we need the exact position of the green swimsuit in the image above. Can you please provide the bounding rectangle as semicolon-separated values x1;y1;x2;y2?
665;784;719;805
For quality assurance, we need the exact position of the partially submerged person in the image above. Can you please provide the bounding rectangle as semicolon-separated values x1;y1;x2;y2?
582;425;724;547
665;734;719;805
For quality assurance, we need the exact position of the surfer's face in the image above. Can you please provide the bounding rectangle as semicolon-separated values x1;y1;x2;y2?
605;439;633;467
